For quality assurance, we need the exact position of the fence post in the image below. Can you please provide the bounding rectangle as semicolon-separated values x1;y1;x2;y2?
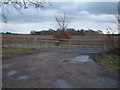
40;38;42;49
104;40;107;51
34;37;37;48
68;39;70;52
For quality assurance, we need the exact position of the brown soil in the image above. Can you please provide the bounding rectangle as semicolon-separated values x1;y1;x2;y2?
2;50;118;88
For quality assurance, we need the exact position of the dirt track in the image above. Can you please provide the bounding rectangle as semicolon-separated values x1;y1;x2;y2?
2;50;118;88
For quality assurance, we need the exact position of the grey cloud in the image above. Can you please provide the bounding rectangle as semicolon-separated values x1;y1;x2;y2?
1;2;117;34
7;8;56;23
76;2;117;15
4;2;117;24
50;2;117;15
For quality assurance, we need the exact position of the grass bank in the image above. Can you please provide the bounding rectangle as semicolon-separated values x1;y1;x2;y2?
2;48;40;56
93;48;120;72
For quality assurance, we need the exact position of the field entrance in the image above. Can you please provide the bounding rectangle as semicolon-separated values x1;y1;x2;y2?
42;38;107;53
2;37;106;53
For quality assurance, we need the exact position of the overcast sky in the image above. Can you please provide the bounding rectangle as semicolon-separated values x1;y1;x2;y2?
1;1;118;34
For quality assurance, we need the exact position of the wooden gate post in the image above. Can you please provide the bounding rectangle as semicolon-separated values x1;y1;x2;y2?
68;39;71;52
34;37;37;48
104;40;107;51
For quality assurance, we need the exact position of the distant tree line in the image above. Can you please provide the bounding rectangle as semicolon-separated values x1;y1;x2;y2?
1;30;119;36
30;28;104;36
2;32;19;35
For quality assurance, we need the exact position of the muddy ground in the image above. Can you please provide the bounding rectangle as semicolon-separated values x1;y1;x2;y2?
2;50;119;88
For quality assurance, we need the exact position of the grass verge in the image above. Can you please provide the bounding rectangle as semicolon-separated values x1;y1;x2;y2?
2;48;40;56
1;45;68;56
93;48;120;72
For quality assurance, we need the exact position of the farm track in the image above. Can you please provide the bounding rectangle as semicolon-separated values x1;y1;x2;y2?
2;50;118;88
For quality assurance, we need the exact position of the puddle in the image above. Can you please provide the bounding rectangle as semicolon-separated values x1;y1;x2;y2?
7;71;17;77
53;79;74;88
60;59;69;62
89;76;118;86
60;55;94;64
69;55;94;64
17;76;30;80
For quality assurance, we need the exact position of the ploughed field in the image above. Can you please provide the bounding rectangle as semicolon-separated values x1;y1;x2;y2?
2;34;119;50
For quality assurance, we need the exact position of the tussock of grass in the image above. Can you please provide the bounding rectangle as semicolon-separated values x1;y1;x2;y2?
100;53;119;72
2;48;39;56
96;48;120;72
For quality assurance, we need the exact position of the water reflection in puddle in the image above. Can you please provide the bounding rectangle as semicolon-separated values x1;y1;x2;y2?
89;76;118;86
53;79;74;88
17;76;30;80
61;55;94;64
70;55;94;64
7;67;37;80
7;71;17;77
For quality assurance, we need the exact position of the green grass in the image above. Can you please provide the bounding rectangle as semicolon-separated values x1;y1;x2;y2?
2;45;68;56
2;48;40;56
96;48;120;72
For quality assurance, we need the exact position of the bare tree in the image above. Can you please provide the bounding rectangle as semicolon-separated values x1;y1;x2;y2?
113;1;120;34
117;1;120;32
112;1;120;49
0;0;51;23
116;1;120;48
55;12;71;31
54;12;71;45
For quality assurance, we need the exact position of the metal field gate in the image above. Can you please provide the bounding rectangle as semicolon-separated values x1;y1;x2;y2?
42;38;107;53
2;37;107;53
